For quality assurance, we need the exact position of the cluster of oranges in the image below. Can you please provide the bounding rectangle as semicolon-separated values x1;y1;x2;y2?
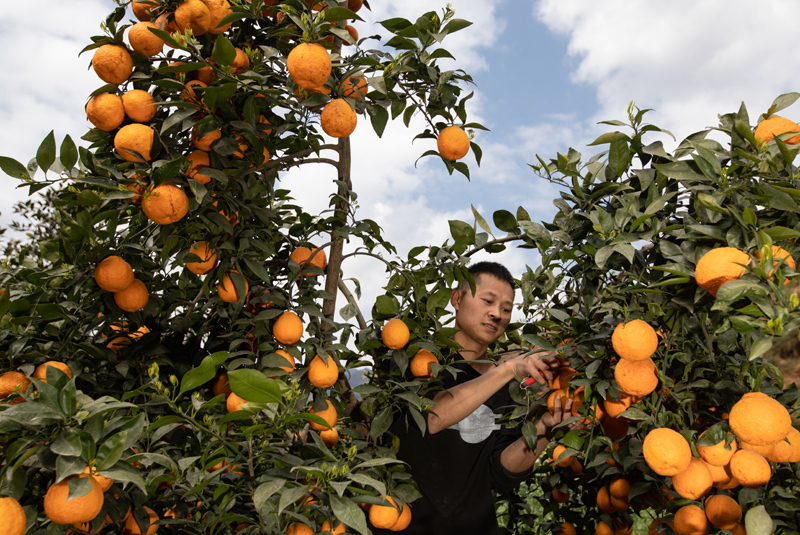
380;317;439;378
94;255;149;313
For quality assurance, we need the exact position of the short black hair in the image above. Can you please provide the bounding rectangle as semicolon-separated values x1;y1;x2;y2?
463;261;516;292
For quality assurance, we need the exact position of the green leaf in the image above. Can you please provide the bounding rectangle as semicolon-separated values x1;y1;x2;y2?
442;18;472;34
253;479;285;512
519;220;550;244
60;135;78;169
744;505;773;535
696;193;729;215
767;92;800;116
96;431;127;471
493;209;517;233
330;494;369;535
763;226;800;241
179;351;228;396
375;295;399;315
0;156;30;179
370;406;394;438
51;431;82;457
426;287;451;315
36;131;57;173
97;467;147;493
471;205;493;236
67;475;95;500
367;104;389;138
228;368;282;404
749;337;773;361
608;139;632;177
587;131;630;146
212;33;236;66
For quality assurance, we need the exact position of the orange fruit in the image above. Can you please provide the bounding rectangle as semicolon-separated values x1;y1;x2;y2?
642;428;692;476
320;427;339;447
347;0;362;11
595;521;614;535
82;466;114;492
114;279;149;312
231;47;250;74
551;444;572;468
548;366;576;390
186;150;212;184
114;124;155;162
754;115;800;146
729;391;791;446
596;486;615;513
132;0;158;20
142;183;189;224
308;399;337;431
555;522;576;535
121;89;158;123
552;487;570;503
175;0;212;35
695;247;750;296
728;524;747;535
128;21;164;56
320;519;346;534
320;99;357;138
123;506;159;535
608;475;630;499
33;361;73;382
308;354;338;388
0;371;31;404
226;392;248;412
546;389;568;417
671;458;713;500
287;522;313;535
289;245;327;276
273;349;295;374
755;244;796;280
437;125;470;160
192;125;222;150
287;42;331;90
341;75;368;101
369;496;400;529
86;93;125;131
704;494;742;530
381;318;409;349
611;319;658;361
183;79;207;107
201;0;233;33
218;270;248;303
95;255;135;292
614;357;658;397
410;349;437;378
705;460;738;489
211;373;232;397
603;393;632;418
345;24;358;43
729;449;771;488
697;431;738;466
92;44;133;85
0;496;26;535
273;311;303;344
767;427;800;463
44;476;104;525
672;504;709;535
738;439;775;458
389;502;411;531
185;241;217;274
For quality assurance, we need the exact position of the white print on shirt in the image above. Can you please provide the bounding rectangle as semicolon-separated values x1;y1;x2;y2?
447;403;502;444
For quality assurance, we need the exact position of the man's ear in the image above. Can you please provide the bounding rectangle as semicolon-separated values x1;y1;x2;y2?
450;288;462;310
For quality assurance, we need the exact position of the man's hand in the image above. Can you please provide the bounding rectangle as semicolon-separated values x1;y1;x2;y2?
501;349;564;387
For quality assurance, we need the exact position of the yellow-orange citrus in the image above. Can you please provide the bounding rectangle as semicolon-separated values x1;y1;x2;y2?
33;361;73;382
341;75;368;101
186;150;212;184
308;354;338;388
754;115;800;146
320;427;339;447
308;399;337;431
555;522;576;535
82;466;114;492
695;247;749;297
671;458;713;500
608;475;631;499
121;89;157;123
729;449;771;488
704;494;742;530
389;501;412;531
768;427;800;463
175;0;212;34
0;371;31;404
114;124;155;162
321;519;346;534
642;427;692;476
95;255;135;292
274;311;303;344
192;125;222;150
728;391;791;446
44;476;104;525
289;245;327;276
603;393;632;418
218;270;248;303
672;504;709;535
755;244;796;282
128;22;164;56
185;241;217;274
552;487;570;503
201;0;233;33
705;460;738;489
548;366;576;390
226;392;248;412
611;319;658;361
231;47;250;74
614;357;658;397
596;486;615;513
86;93;125;131
273;349;295;374
410;349;437;378
320;98;357;138
551;444;573;468
123;506;159;535
697;431;738;466
92;44;134;85
142;183;189;225
287;42;331;90
132;0;158;20
381;318;410;349
369;496;400;529
114;279;149;312
287;522;314;535
595;521;614;535
211;373;232;397
437;125;470;160
0;496;26;535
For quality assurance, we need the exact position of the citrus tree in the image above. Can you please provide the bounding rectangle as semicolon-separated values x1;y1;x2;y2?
0;1;490;533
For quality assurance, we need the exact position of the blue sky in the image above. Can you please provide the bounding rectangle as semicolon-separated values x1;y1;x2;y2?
2;0;800;316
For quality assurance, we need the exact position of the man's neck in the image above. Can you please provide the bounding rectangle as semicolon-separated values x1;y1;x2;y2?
454;332;494;374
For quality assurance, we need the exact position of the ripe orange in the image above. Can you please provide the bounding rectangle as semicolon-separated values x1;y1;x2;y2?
704;494;742;530
614;357;658;397
142;183;189;225
437;125;470;160
185;241;217;274
289;245;327;276
0;496;26;535
347;0;363;11
552;487;570;503
308;354;338;388
729;449;771;488
95;255;135;292
183;80;207;107
548;366;576;390
320;427;339;447
551;444;573;468
345;24;358;43
114;279;149;312
175;0;212;35
697;431;738;466
121;89;157;123
755;244;796;284
555;522;576;535
202;0;233;33
287;522;313;535
123;506;159;535
672;504;709;535
611;319;658;361
728;391;791;446
694;247;750;296
737;439;774;458
705;461;738;489
547;389;568;417
114;124;155;162
0;371;31;404
132;0;158;20
82;466;114;492
754;115;800;146
671;458;713;500
603;393;632;418
128;22;164;56
186;150;212;184
369;496;400;529
86;93;125;131
381;318;410;349
33;361;73;382
595;521;614;535
44;476;104;525
274;311;303;344
287;42;331;90
320;99;357;138
341;75;368;101
218;270;248;303
92;44;133;85
231;47;250;74
596;486;615;513
608;475;630;499
192;125;222;150
767;427;800;463
642;428;692;476
226;392;248;412
389;502;412;531
320;519;346;534
308;399;337;431
211;372;232;397
410;349;437;378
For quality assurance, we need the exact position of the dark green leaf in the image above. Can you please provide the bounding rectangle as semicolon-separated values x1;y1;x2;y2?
367;104;389;138
179;351;228;396
96;431;127;471
228;368;282;404
329;494;369;535
36;131;57;173
212;33;236;66
0;156;30;179
492;210;517;233
59;135;78;169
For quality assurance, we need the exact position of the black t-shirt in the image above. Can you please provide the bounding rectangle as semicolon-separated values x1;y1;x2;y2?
372;359;529;535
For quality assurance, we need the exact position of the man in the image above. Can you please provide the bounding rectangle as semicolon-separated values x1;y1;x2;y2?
373;261;572;535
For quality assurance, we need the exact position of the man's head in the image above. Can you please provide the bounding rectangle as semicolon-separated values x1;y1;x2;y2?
450;261;516;352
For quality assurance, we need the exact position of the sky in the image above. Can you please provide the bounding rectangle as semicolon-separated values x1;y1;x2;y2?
2;0;800;320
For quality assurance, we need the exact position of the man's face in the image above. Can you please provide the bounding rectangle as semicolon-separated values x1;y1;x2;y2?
451;273;514;347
